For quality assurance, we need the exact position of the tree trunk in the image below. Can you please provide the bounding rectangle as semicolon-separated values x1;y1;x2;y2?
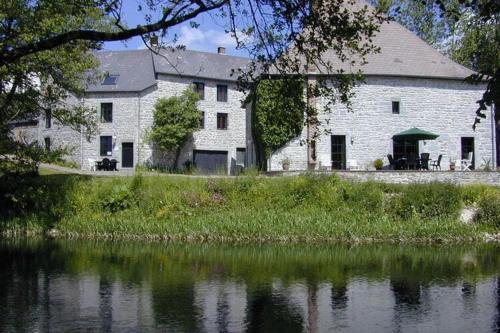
174;147;181;171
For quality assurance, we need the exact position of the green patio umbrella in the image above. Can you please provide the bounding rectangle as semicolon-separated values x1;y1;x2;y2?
392;127;439;141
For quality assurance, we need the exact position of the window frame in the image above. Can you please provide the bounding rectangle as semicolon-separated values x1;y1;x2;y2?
100;103;113;123
217;84;228;102
200;111;205;129
392;101;400;114
102;74;119;85
44;137;51;151
193;82;205;100
100;136;113;156
217;113;228;130
45;110;52;128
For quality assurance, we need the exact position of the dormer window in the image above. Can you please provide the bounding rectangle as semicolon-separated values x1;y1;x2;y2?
102;74;119;85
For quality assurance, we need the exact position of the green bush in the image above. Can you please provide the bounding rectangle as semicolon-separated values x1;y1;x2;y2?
474;190;500;228
101;186;134;213
374;159;384;170
389;182;462;220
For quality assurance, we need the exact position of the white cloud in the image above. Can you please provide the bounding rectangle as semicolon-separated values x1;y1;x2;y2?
177;26;237;52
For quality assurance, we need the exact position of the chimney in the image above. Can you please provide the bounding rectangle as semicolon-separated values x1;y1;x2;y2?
217;46;226;55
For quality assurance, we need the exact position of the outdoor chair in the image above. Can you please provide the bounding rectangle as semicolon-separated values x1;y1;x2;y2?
407;155;418;170
101;158;111;171
347;159;361;170
430;154;442;170
88;158;96;171
387;154;396;170
419;153;430;170
461;152;473;171
110;159;118;171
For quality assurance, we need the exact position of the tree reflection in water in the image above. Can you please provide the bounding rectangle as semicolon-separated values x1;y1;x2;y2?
0;240;499;332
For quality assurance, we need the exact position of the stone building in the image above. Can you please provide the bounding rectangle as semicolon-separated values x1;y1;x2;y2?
15;20;497;174
261;21;496;172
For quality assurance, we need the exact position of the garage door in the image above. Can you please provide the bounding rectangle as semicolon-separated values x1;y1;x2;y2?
193;150;228;174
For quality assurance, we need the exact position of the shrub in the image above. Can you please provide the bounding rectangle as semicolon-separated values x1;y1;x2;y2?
374;159;383;170
474;190;500;228
101;186;133;213
389;182;462;220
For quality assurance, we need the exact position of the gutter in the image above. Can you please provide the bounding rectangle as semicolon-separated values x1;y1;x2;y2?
492;105;497;169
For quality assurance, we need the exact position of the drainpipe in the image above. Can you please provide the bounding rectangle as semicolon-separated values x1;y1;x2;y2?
492;105;497;169
80;95;85;169
137;92;141;167
307;74;318;170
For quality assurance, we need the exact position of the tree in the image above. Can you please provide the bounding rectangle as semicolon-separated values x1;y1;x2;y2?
1;0;387;173
251;78;306;168
148;87;201;169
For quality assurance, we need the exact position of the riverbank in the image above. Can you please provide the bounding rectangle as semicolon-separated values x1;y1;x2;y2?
1;172;499;243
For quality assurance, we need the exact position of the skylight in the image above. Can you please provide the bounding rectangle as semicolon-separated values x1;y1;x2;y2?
102;74;119;85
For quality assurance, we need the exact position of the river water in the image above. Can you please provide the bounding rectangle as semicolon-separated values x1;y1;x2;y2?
0;239;499;332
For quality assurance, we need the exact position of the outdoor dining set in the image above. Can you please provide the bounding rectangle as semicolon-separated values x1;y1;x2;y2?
88;158;118;171
387;153;442;170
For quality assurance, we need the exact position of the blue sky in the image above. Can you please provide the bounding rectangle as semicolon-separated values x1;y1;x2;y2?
103;1;248;57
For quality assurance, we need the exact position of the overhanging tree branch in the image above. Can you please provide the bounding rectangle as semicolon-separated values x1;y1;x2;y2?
0;0;228;65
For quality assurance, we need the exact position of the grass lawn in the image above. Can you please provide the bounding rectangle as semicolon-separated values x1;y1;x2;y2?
1;173;499;242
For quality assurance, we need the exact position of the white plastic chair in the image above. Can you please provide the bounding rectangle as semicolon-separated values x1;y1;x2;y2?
88;158;96;171
347;159;361;170
461;152;473;171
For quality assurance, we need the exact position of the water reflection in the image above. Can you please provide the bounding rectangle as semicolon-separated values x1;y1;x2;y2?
0;240;499;332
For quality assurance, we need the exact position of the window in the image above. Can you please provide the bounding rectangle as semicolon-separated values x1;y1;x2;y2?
199;111;205;129
193;82;205;100
217;113;228;130
100;103;113;123
102;74;119;85
217;85;228;102
392;101;400;114
45;110;52;128
236;148;246;166
44;137;51;151
100;136;113;156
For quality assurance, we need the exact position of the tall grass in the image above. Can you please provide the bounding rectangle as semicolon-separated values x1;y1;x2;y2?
1;173;499;242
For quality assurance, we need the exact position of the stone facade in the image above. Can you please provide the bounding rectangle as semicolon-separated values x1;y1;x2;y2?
31;74;248;174
268;76;496;172
138;74;248;173
23;74;496;176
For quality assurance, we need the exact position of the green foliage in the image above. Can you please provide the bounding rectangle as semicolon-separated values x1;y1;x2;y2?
101;186;134;213
148;88;201;168
389;183;462;220
100;174;144;213
2;173;498;241
252;78;305;160
475;190;500;228
374;158;384;170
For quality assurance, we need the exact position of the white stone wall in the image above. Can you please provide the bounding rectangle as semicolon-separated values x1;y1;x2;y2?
33;75;248;174
269;76;493;171
139;74;248;174
81;92;141;170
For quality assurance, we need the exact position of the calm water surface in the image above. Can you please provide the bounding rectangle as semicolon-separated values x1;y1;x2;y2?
1;239;499;332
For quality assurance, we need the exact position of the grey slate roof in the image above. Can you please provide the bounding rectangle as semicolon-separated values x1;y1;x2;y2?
86;16;474;93
85;49;156;92
311;21;475;79
152;48;251;81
